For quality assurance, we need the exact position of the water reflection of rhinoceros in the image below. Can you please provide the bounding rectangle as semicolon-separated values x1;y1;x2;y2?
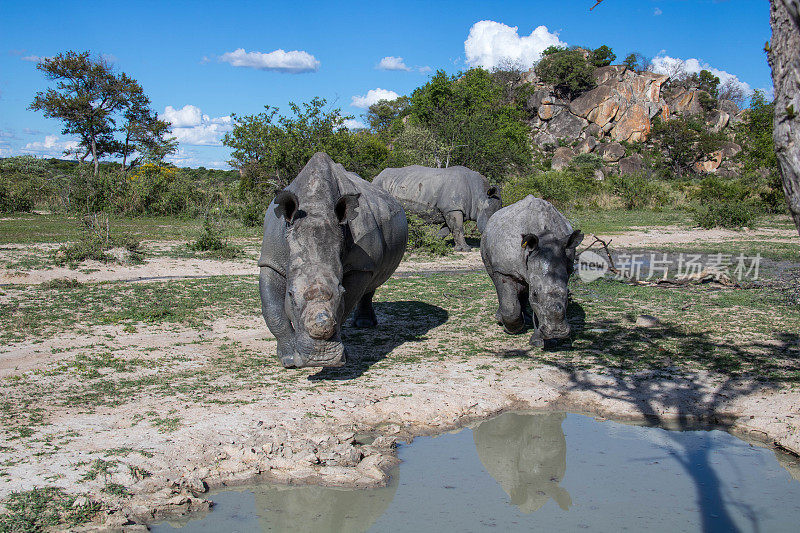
473;412;572;513
252;474;398;533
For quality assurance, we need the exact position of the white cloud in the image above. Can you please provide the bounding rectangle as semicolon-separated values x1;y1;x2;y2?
21;55;43;63
377;56;411;71
351;88;400;109
654;7;663;16
464;20;566;70
163;105;232;146
418;65;432;73
219;48;320;73
343;119;366;130
22;135;79;156
650;54;752;95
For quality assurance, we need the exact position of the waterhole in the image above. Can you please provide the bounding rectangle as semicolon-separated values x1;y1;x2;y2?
153;412;800;532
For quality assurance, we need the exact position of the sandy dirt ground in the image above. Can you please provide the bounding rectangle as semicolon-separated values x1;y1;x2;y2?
0;228;799;531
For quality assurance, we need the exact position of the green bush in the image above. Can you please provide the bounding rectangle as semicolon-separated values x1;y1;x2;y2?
693;201;757;229
189;216;242;259
405;214;450;256
535;48;596;99
239;202;264;227
608;173;668;210
503;170;591;209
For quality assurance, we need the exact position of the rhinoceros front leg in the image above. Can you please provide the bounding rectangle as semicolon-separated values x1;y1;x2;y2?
489;272;526;334
259;266;298;368
352;290;378;328
445;210;470;252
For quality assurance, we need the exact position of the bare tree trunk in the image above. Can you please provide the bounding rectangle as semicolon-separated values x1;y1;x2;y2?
769;0;800;235
91;136;99;178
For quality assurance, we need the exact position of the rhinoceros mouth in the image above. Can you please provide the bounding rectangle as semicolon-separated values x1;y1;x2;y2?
291;334;346;368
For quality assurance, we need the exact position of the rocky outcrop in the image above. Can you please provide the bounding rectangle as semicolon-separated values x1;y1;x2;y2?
524;63;745;176
618;154;645;174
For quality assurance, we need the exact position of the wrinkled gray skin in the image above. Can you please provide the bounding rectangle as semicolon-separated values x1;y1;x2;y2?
373;165;501;251
258;153;408;368
480;195;583;346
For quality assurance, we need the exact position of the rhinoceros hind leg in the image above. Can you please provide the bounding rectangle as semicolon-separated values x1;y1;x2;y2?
259;267;297;366
445;211;470;252
352;290;378;328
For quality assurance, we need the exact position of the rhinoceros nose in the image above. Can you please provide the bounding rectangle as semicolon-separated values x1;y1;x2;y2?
306;309;336;339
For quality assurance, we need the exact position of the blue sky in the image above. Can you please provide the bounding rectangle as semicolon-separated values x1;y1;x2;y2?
0;0;772;169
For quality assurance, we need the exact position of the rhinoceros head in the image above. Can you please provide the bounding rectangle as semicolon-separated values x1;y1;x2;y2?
476;186;502;233
521;229;583;341
273;181;360;368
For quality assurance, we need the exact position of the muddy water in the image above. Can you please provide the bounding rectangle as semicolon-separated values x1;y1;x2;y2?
152;412;800;532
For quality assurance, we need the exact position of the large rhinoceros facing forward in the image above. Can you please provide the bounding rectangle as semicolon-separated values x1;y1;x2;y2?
258;153;408;368
373;165;500;252
481;195;583;346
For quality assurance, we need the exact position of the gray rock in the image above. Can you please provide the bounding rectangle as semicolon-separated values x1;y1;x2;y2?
597;142;626;162
719;141;742;159
533;131;557;147
546;111;588;140
636;314;660;328
575;136;597;154
618;153;644;174
585;123;602;138
551;147;575;171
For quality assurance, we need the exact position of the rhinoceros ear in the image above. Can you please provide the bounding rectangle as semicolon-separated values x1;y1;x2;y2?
274;190;299;223
565;230;584;250
486;186;499;199
335;193;361;224
521;233;539;251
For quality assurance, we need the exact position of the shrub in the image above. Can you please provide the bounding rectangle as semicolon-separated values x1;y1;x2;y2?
239;201;264;227
694;201;757;229
692;177;758;228
535;48;596;99
189;215;242;259
405;214;450;256
607;173;668;210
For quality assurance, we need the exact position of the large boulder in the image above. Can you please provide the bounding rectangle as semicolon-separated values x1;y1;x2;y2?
670;89;704;115
707;110;730;133
570;85;614;118
551;147;575;171
525;88;553;115
719;141;742;159
597;142;626;162
611;103;651;142
575;136;597;154
693;150;724;173
618;153;645;174
533;131;557;147
546;110;588;139
593;65;628;85
718;99;740;115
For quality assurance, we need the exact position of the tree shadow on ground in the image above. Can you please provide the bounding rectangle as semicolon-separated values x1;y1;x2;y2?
495;305;799;533
308;301;448;381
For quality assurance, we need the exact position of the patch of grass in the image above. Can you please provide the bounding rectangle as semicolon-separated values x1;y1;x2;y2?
39;278;81;289
0;487;102;532
81;459;117;482
101;483;129;497
151;415;181;433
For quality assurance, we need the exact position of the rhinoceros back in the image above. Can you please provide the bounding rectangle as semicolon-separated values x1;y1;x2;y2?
374;165;489;221
481;195;574;279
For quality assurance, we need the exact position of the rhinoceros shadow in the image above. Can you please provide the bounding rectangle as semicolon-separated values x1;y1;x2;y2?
473;412;572;514
309;300;448;381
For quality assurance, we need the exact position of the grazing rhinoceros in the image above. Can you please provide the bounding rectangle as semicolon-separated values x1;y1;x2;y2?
258;152;408;368
480;195;583;346
372;165;501;252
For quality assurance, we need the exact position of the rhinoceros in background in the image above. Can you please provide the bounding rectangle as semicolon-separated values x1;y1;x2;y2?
480;195;583;346
258;152;408;368
372;165;501;252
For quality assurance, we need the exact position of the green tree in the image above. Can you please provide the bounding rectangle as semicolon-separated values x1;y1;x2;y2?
590;45;616;67
29;51;174;177
407;68;532;180
736;90;778;173
30;52;127;177
534;49;596;99
366;96;410;137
